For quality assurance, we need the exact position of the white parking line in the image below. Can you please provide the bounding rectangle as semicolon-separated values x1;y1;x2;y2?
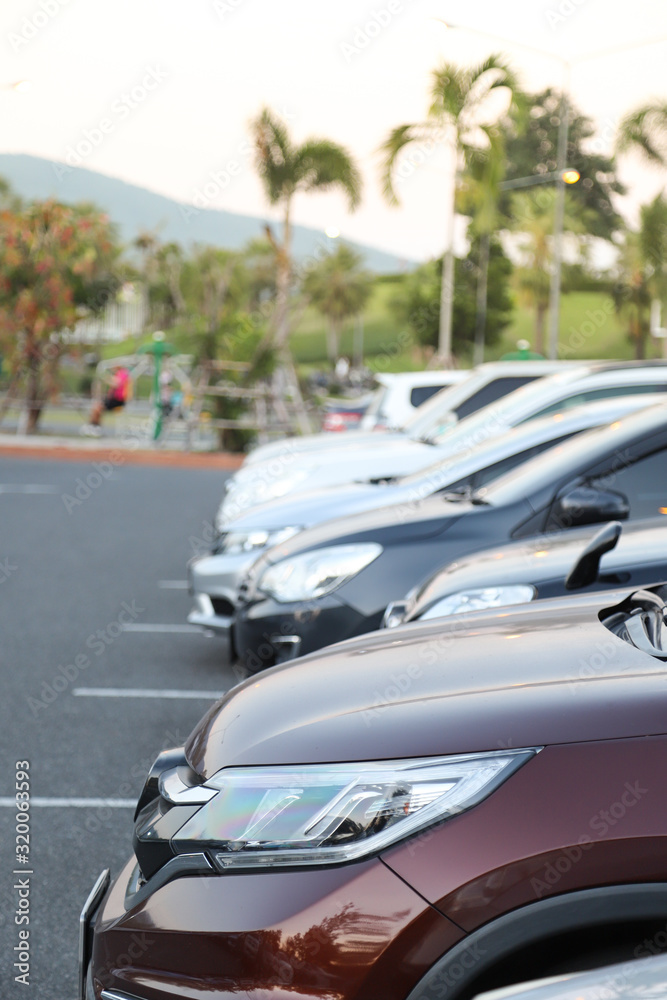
73;687;224;700
0;797;135;808
121;623;199;633
158;580;189;589
0;484;59;494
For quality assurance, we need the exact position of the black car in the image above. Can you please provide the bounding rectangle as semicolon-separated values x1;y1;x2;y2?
382;517;667;627
233;403;667;671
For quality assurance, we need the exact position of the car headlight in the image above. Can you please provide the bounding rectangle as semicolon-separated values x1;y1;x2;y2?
419;585;536;620
258;543;382;602
170;750;538;870
220;526;301;556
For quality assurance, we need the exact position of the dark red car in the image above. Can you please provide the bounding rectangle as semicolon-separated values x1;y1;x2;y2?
82;581;667;1000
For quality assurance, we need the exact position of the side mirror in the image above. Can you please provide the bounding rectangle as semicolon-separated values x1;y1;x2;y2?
549;486;630;531
565;520;622;590
382;601;409;629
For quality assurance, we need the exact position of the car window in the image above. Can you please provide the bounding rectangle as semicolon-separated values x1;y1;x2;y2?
471;434;577;489
590;446;667;520
527;383;667;420
410;384;444;408
453;375;539;420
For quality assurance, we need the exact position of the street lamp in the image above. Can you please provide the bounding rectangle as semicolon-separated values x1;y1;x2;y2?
440;23;667;359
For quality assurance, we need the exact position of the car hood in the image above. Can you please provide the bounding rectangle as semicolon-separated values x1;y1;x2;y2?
185;588;665;776
410;516;667;615
243;430;405;465
258;492;477;567
231;437;435;487
221;480;404;533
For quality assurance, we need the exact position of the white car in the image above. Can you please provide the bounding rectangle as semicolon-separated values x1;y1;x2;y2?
219;362;667;525
242;360;571;467
358;370;468;430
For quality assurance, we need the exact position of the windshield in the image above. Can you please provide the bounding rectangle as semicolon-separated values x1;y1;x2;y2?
423;366;590;446
402;375;476;438
480;403;667;507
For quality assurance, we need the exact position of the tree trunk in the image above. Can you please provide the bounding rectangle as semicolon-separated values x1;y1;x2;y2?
326;318;339;366
633;316;646;360
273;202;292;349
24;344;43;435
473;232;490;367
0;369;24;427
535;303;547;356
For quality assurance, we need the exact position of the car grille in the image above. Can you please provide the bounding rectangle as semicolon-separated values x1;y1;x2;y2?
211;597;234;617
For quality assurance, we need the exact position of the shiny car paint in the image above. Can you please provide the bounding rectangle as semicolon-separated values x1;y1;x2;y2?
188;395;664;637
221;362;667;522
233;402;667;670
88;586;667;999
398;516;667;624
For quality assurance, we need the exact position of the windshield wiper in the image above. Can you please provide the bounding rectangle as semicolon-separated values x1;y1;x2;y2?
470;489;490;505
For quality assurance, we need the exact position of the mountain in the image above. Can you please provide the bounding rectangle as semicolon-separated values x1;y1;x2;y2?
0;154;414;273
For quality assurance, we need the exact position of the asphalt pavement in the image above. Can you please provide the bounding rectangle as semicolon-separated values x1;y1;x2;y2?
0;456;239;999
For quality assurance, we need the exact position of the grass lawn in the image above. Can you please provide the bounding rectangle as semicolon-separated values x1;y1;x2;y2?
63;284;663;382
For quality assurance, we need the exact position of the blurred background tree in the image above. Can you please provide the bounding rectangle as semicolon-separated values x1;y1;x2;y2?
0;196;121;432
302;243;372;364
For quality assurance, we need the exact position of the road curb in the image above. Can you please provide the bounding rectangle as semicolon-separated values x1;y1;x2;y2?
0;443;246;469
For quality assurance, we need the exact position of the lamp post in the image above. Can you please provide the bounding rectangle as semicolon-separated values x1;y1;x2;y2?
440;24;667;360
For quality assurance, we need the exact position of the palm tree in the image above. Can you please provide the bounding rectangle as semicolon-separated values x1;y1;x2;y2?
381;55;519;364
613;194;667;359
510;188;588;353
617;102;667;168
302;243;373;364
250;108;362;353
455;136;507;364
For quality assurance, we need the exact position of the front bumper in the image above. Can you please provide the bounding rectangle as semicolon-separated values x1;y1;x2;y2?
187;551;257;636
88;853;464;1000
234;593;379;671
79;869;110;1000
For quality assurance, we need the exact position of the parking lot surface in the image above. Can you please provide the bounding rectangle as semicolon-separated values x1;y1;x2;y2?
0;457;238;999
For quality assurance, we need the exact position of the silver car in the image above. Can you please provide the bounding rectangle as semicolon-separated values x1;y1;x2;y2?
188;393;665;637
220;362;667;524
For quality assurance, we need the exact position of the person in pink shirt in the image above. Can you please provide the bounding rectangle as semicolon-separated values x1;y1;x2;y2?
82;366;131;436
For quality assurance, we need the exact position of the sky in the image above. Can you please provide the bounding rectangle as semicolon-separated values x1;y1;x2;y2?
2;0;667;263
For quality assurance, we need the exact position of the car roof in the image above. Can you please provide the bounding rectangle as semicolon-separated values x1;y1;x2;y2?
375;370;468;387
403;393;666;488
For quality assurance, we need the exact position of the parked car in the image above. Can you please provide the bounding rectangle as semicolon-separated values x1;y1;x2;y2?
382;516;667;627
84;581;667;1000
321;395;373;432
220;361;667;523
357;370;468;430
188;395;664;637
232;401;667;670
474;954;667;1000
321;371;467;433
241;360;572;468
